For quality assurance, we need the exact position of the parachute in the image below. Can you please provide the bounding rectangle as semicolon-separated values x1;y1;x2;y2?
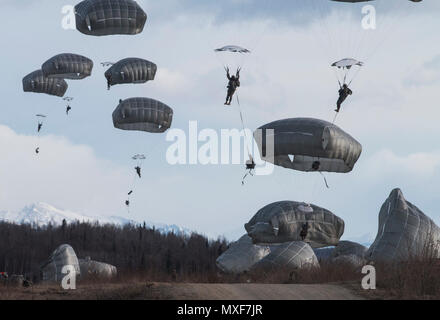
304;0;423;92
367;189;440;262
42;53;94;80
22;70;68;97
112;98;173;133
75;0;147;36
216;235;271;274
214;45;251;72
214;46;251;54
113;98;172;212
105;58;157;89
251;242;320;273
132;154;146;161
245;201;345;248
332;58;364;87
40;244;80;282
79;257;117;279
332;58;363;70
254;118;362;173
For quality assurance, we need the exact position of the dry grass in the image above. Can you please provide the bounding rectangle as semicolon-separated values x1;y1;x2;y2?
0;279;166;300
2;253;440;299
362;258;440;300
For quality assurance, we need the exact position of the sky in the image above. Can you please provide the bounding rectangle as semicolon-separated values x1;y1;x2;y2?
0;0;439;242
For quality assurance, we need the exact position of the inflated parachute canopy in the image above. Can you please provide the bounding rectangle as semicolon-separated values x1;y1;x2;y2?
214;45;251;54
332;58;363;70
366;189;440;262
105;58;157;88
75;0;147;36
252;242;319;273
332;240;367;259
23;70;68;97
254;118;362;173
245;201;345;248
112;97;173;133
40;244;81;282
42;53;94;80
216;235;271;274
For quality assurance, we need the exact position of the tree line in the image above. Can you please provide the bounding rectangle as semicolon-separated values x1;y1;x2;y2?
0;220;229;282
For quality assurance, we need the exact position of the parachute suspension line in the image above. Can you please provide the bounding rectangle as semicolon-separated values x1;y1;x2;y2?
347;66;362;87
236;94;252;160
236;94;255;186
309;0;340;67
332;112;339;125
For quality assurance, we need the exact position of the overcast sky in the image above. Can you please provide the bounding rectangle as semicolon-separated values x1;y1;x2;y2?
0;0;439;242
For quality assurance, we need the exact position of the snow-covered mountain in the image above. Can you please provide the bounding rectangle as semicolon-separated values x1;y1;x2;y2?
0;203;193;236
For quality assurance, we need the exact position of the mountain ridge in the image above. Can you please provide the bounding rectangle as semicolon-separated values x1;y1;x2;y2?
0;202;192;236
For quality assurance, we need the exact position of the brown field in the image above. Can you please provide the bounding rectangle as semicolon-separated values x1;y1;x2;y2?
0;281;364;300
2;257;440;300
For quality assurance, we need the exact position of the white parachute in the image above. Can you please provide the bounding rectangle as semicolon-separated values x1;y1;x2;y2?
332;58;364;86
214;45;251;54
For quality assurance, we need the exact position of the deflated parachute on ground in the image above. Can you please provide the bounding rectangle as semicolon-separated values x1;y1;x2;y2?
42;53;93;80
105;58;157;88
112;97;173;133
40;244;80;282
366;189;440;262
252;241;319;272
23;70;68;97
79;257;117;279
75;0;147;36
216;235;271;274
254;118;362;173
245;201;345;248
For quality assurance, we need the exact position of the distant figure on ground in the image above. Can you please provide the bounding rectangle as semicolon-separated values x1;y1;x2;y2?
225;67;240;105
335;84;352;113
66;105;72;115
37;122;43;133
125;200;130;207
35;147;40;154
300;222;309;241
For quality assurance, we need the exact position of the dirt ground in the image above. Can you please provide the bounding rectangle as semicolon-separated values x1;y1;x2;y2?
0;282;365;300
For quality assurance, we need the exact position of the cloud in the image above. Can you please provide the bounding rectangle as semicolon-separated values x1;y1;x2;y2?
0;125;130;215
151;68;192;95
404;55;440;87
2;0;440;240
362;149;440;178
